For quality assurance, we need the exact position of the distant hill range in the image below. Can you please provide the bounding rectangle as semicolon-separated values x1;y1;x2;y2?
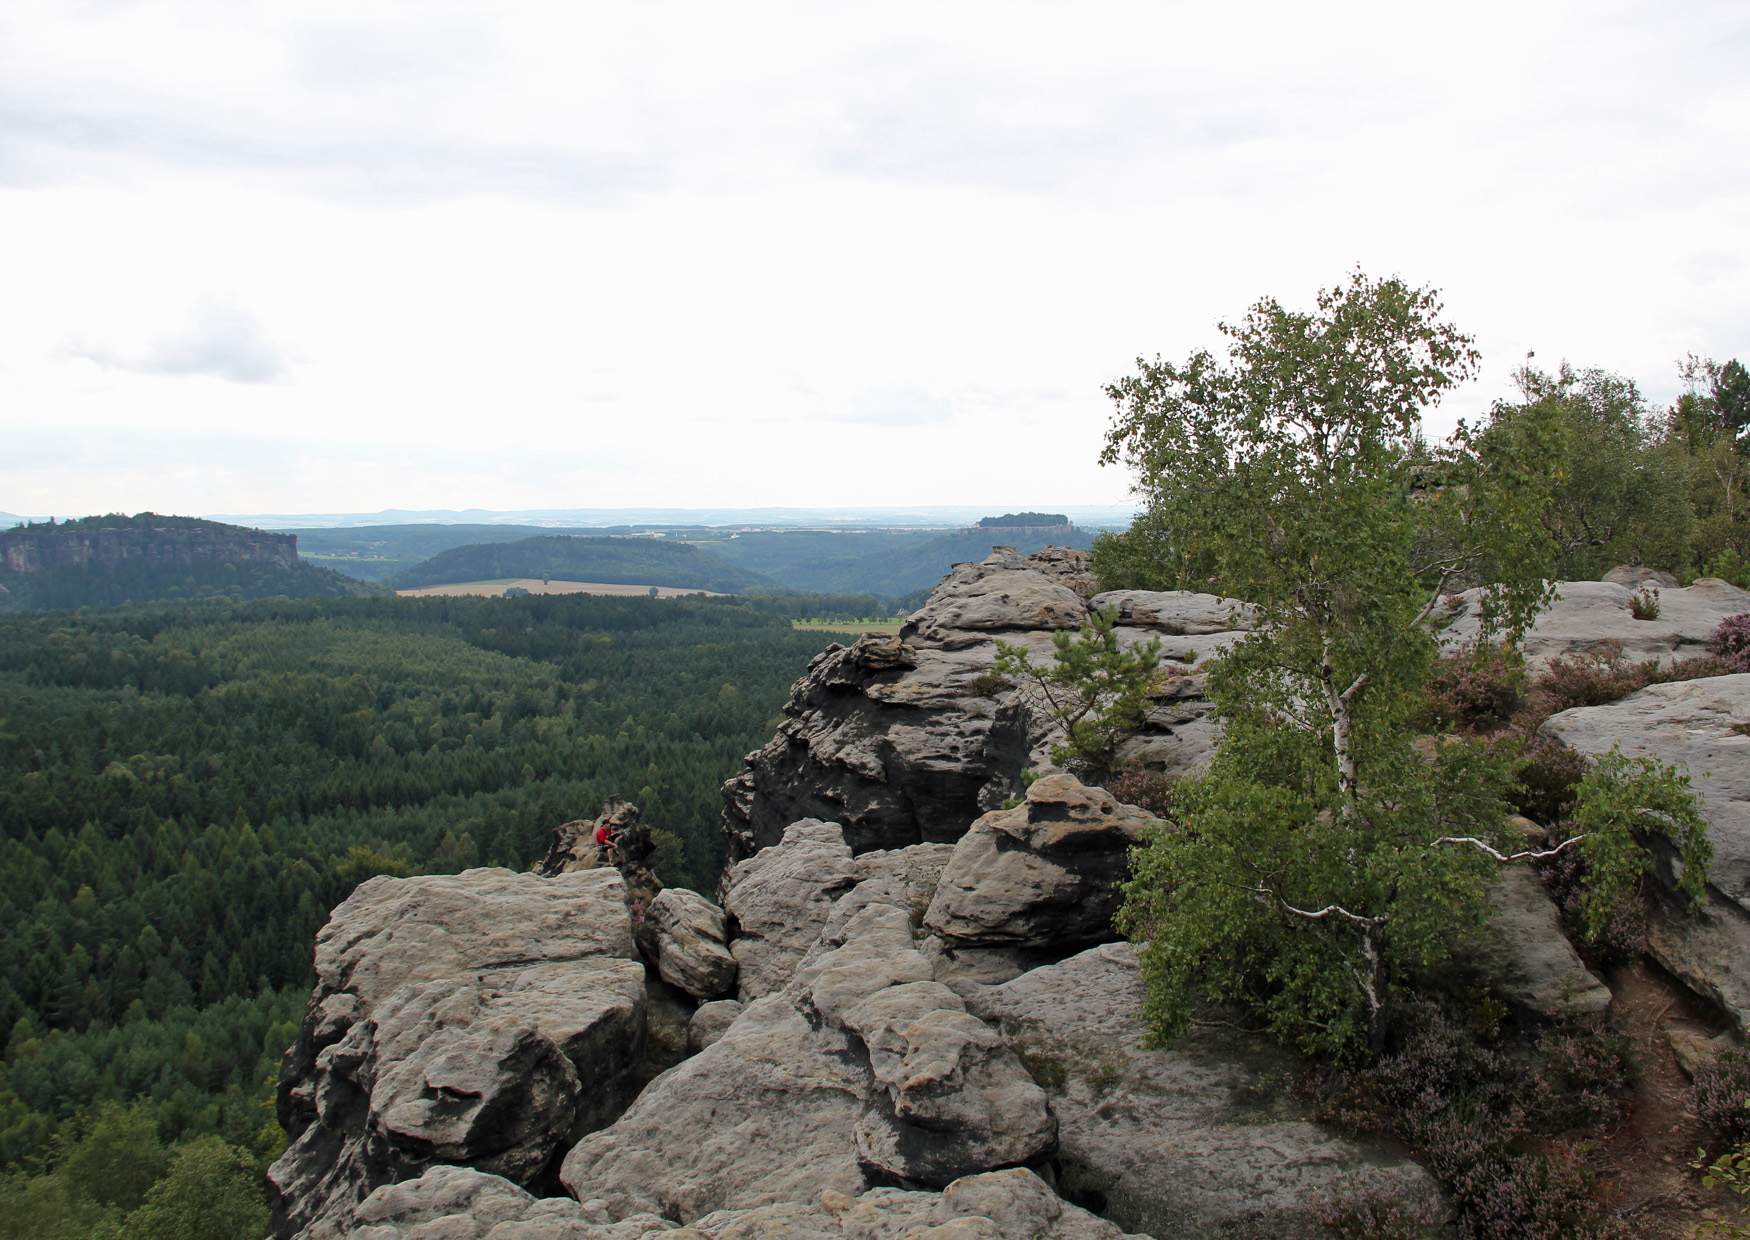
977;511;1069;528
697;524;1099;599
390;535;770;593
286;523;563;582
0;514;378;611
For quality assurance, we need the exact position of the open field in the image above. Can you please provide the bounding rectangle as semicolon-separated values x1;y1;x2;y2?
792;618;906;636
396;578;724;598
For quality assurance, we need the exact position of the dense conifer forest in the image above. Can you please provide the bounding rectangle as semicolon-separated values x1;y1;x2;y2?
0;592;835;1187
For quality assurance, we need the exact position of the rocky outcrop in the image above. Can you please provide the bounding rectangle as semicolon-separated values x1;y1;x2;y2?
721;548;1255;862
269;868;646;1237
967;943;1445;1238
686;1000;741;1053
1543;674;1750;1028
646;889;737;1000
924;773;1157;950
1475;865;1611;1018
0;513;298;574
560;856;1053;1218
1441;578;1750;669
343;1164;1141;1239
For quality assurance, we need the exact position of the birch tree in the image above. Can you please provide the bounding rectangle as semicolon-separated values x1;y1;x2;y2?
1106;271;1707;1055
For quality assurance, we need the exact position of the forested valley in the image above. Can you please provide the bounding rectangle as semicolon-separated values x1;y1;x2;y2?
0;592;837;1232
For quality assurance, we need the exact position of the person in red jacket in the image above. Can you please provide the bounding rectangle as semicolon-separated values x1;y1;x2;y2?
593;820;612;849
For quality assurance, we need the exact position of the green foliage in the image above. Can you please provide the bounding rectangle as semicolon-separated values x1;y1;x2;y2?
1479;363;1693;579
1107;271;1561;1053
1695;1103;1750;1240
1567;751;1711;940
60;1105;169;1211
1627;585;1661;620
1119;737;1509;1058
993;608;1163;772
119;1136;266;1240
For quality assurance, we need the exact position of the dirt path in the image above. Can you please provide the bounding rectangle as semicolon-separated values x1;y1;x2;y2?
1593;959;1721;1235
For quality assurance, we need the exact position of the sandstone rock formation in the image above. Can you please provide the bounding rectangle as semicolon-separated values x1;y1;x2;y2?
966;943;1444;1238
340;1163;1142;1239
721;547;1255;862
923;773;1157;950
555;816;1438;1237
269;868;646;1236
1543;673;1750;1028
645;889;737;999
1476;865;1611;1018
1441;577;1750;669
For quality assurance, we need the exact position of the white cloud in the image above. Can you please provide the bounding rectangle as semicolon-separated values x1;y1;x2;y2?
0;1;1745;515
67;299;290;384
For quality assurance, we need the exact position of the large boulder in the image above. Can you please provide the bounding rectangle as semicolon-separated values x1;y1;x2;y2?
721;548;1255;862
1441;578;1750;670
967;943;1445;1238
923;773;1157;949
646;889;737;1000
1474;865;1611;1018
1542;673;1750;1028
269;868;646;1238
720;819;859;1001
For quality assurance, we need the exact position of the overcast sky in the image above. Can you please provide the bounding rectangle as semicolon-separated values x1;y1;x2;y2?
2;1;1745;518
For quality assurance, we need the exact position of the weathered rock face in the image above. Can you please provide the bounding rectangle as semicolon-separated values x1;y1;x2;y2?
269;868;646;1237
720;818;860;1001
646;889;737;1000
0;514;298;574
1441;578;1750;669
344;1163;1141;1239
721;548;1255;862
967;943;1445;1238
1543;673;1750;1028
562;828;1060;1220
923;773;1157;950
1475;865;1611;1018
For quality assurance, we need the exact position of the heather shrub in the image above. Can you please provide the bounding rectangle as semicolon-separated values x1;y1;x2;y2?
1528;1024;1633;1131
1537;641;1646;712
1695;1047;1750;1153
1423;644;1523;731
1446;1142;1629;1240
1713;613;1750;672
1627;585;1661;620
1510;738;1588;823
1313;1182;1441;1238
1106;767;1177;817
1537;845;1648;965
1303;1001;1633;1239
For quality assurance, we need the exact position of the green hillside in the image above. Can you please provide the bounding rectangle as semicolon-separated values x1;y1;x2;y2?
390;535;769;593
